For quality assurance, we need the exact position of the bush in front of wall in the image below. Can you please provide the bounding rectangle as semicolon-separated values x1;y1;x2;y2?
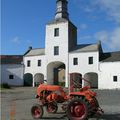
0;83;11;89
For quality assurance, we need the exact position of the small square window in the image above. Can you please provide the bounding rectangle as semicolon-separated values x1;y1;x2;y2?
38;60;41;66
54;46;59;55
9;75;14;79
73;58;78;65
27;60;31;67
88;57;93;64
54;28;59;37
113;76;117;82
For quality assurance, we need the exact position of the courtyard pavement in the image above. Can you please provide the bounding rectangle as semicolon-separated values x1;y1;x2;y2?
1;87;120;120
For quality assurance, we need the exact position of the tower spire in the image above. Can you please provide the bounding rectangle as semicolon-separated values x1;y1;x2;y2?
55;0;69;20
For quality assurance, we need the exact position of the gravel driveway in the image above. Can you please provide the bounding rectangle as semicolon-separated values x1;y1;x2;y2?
1;87;120;120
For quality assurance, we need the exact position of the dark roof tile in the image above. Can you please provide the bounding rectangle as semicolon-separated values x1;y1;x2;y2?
0;55;23;64
69;44;99;53
24;48;45;56
100;51;120;62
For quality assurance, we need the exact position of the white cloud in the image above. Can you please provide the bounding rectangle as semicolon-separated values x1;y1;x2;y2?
11;37;32;47
83;6;94;13
110;28;120;49
80;23;88;29
94;31;109;43
96;0;120;23
73;0;120;23
94;27;120;50
26;40;32;43
11;37;21;44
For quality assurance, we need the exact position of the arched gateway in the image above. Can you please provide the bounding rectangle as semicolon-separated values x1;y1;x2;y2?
47;61;66;86
84;72;98;88
34;73;44;87
24;73;33;86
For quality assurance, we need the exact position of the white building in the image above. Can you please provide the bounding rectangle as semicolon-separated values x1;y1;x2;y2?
0;55;24;86
24;0;120;89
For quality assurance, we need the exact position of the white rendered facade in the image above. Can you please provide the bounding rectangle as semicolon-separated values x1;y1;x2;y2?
45;22;69;86
24;55;46;86
24;0;120;89
0;64;24;86
69;51;99;74
99;62;120;89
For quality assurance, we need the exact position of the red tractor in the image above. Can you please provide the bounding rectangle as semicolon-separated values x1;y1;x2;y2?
31;73;103;120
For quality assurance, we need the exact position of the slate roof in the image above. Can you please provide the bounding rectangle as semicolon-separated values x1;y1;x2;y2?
0;55;23;64
69;44;99;53
24;48;45;56
100;51;120;62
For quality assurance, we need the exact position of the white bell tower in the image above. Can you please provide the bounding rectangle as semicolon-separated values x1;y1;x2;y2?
45;0;77;87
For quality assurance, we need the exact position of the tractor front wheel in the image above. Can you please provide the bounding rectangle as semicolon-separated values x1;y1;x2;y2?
66;98;88;120
31;104;43;119
46;102;58;113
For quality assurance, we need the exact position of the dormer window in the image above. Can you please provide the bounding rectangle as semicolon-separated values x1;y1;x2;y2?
54;28;59;37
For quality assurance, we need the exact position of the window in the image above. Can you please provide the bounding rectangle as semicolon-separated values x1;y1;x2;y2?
38;60;41;66
9;75;14;79
27;60;31;67
54;46;59;55
113;76;117;82
73;58;78;65
88;57;93;64
54;28;59;37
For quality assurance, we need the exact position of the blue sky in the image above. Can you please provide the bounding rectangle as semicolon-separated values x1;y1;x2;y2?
1;0;120;55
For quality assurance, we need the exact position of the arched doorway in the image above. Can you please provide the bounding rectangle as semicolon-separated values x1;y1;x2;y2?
24;73;33;86
70;73;82;92
34;73;44;87
47;61;65;86
84;72;98;88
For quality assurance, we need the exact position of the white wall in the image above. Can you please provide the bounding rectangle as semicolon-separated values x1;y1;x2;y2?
45;22;69;87
69;51;99;75
24;55;46;76
99;62;120;89
45;22;69;63
1;64;24;86
24;55;47;86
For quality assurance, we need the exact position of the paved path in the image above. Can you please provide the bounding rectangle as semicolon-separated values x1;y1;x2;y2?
1;87;120;120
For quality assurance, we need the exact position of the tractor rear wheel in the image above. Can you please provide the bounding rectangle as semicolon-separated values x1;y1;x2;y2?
66;98;88;120
31;104;43;119
46;102;58;113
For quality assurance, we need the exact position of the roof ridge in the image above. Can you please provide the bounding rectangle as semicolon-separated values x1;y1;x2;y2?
104;51;120;54
32;48;45;50
0;55;23;57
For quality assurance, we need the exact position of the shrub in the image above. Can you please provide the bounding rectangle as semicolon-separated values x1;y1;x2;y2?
0;83;11;89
